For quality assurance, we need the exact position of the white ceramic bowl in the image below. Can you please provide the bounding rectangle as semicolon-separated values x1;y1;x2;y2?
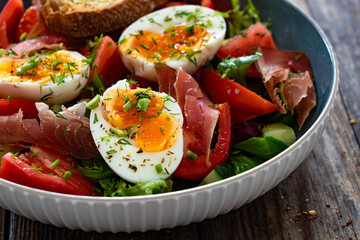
0;0;338;233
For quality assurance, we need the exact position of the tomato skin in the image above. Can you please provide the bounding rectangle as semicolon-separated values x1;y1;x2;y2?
0;99;39;120
217;22;277;58
202;69;277;123
82;36;128;87
0;147;98;196
201;0;215;9
0;0;24;48
16;6;39;41
173;103;231;180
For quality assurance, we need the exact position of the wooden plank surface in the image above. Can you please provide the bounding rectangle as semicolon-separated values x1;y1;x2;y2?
1;0;360;239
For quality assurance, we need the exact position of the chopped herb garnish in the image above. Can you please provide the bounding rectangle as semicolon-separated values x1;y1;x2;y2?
184;25;195;35
119;37;127;44
137;98;151;112
64;171;72;179
49;159;60;170
140;43;150;50
186;150;198;161
164;25;175;33
155;163;163;174
86;94;101;110
164;16;172;22
106;149;116;155
93;113;99;124
111;128;127;137
151;37;158;45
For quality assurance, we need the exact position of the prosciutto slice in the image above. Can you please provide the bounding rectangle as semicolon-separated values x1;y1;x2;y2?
0;102;97;159
10;36;65;57
256;47;315;127
174;68;220;162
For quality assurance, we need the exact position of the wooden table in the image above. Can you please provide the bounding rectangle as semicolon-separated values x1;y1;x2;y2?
1;0;359;239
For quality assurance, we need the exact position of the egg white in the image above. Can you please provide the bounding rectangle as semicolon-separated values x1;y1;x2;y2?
0;50;89;104
90;80;184;183
119;5;226;82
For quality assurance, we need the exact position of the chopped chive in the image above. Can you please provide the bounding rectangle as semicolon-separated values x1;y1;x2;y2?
86;94;100;110
186;150;198;161
164;25;175;33
154;52;161;61
106;149;116;155
138;30;144;35
123;100;133;112
184;25;195;35
151;37;157;45
155;163;163;174
110;128;127;137
93;73;105;94
49;159;60;170
119;37;127;44
64;171;72;179
137;98;151;112
170;32;177;37
0;49;4;57
159;127;165;135
62;126;67;138
140;43;150;50
93;113;99;124
164;16;172;22
168;41;173;47
16;58;40;75
19;32;28;42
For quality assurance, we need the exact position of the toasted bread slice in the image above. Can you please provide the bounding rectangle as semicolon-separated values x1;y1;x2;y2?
40;0;168;38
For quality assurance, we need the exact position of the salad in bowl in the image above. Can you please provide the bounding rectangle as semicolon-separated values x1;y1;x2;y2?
0;0;337;232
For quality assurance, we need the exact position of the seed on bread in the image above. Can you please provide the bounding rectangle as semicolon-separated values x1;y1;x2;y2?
40;0;169;38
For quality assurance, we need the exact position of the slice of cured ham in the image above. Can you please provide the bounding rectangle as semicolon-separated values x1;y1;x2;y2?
256;47;315;128
174;68;220;163
0;102;97;159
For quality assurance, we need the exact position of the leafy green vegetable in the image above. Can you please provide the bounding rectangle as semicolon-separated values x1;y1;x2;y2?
217;52;262;86
78;155;115;180
232;136;289;159
99;178;169;197
262;123;296;146
230;154;264;174
218;0;263;38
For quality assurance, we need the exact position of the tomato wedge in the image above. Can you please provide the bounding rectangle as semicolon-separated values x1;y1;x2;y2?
173;103;231;180
0;99;39;120
0;0;24;48
201;0;215;9
81;36;128;87
16;6;39;41
202;69;277;123
0;146;98;196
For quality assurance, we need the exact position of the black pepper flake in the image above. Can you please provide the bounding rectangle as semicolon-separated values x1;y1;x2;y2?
137;148;143;153
129;164;137;172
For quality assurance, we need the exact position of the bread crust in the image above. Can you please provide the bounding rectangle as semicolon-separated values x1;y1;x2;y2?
40;0;169;38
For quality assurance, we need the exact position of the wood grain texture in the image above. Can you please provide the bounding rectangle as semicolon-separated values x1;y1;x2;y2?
1;0;360;239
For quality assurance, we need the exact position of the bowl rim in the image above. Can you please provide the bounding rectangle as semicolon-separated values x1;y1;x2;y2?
0;0;339;203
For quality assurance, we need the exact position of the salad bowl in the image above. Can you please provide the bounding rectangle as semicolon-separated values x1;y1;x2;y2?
0;0;338;233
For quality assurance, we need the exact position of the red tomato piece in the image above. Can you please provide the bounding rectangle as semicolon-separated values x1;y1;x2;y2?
217;22;277;58
0;146;99;196
202;69;277;123
16;6;39;41
82;36;128;87
0;99;39;120
201;0;215;9
173;103;231;180
0;0;24;48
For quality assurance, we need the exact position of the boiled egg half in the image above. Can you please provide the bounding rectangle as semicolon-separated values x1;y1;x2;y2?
90;80;183;183
0;50;89;104
119;5;226;82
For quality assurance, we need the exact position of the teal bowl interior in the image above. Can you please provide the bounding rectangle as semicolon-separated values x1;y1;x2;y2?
252;0;336;137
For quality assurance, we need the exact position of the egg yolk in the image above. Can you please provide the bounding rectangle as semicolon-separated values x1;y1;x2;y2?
0;50;84;85
104;87;181;152
119;24;210;63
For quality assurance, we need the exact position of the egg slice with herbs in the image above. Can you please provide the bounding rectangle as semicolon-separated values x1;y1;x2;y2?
90;80;183;183
118;5;226;82
0;49;89;104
